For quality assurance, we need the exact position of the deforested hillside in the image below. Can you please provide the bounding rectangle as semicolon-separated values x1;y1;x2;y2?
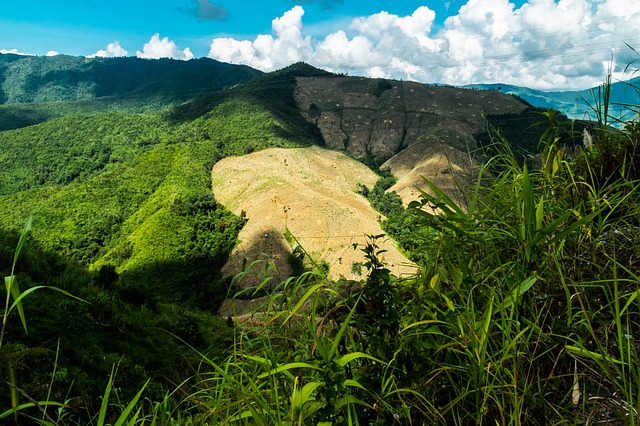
211;146;417;288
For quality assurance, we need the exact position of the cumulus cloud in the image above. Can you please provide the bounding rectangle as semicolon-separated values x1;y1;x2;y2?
137;34;194;60
209;6;312;69
46;51;60;56
87;41;128;58
180;0;230;21
0;48;33;55
207;1;640;90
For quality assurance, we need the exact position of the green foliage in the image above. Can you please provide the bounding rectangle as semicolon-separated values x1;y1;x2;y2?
364;171;429;263
0;54;261;122
0;62;323;423
1;57;639;425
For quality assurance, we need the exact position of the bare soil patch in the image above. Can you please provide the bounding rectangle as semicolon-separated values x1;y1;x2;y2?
211;146;417;289
382;138;479;208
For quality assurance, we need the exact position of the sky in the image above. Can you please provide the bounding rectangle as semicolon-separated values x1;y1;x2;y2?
1;0;639;90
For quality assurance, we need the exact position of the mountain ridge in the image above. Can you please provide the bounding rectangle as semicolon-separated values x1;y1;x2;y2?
0;53;263;130
462;76;640;121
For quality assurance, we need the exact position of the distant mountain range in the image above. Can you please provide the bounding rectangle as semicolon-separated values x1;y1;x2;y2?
2;52;637;126
462;77;640;123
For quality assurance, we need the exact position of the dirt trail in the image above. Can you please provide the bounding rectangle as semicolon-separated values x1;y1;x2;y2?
211;146;417;288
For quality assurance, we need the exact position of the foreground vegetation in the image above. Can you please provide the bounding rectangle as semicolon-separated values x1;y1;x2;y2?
1;58;638;423
0;63;324;421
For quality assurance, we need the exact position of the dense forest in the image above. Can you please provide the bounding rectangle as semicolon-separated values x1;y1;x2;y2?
1;55;639;424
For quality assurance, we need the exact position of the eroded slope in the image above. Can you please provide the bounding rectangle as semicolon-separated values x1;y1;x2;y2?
211;146;417;287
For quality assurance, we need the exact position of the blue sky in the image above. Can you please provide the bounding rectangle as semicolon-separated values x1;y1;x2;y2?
1;0;639;90
0;1;474;56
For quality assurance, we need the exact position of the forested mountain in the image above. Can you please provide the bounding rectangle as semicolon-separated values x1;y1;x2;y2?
0;54;262;130
0;55;608;423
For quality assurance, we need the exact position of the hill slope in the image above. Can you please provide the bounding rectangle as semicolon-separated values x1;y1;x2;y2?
0;54;262;130
463;77;640;122
211;146;416;286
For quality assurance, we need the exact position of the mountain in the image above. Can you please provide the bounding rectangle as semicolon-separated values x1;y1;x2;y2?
463;77;640;123
292;71;562;207
0;53;262;130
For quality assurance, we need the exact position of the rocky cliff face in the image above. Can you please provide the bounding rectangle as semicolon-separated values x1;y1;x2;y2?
294;76;531;165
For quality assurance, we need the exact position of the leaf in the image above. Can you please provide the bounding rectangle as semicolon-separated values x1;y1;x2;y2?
0;402;65;420
429;273;439;289
291;381;323;409
476;293;493;364
5;275;27;335
343;379;368;391
449;265;463;288
565;344;625;365
9;285;88;314
401;319;448;333
279;283;327;325
335;352;382;367
335;395;373;410
257;362;321;379
97;365;115;426
113;379;149;426
494;275;537;314
620;288;640;317
328;297;358;361
11;216;32;276
535;198;544;232
420;178;466;216
441;293;455;312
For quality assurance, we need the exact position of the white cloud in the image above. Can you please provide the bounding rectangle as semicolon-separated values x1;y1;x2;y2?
208;1;639;90
87;41;128;58
209;6;312;69
136;34;194;60
46;51;60;56
0;48;33;55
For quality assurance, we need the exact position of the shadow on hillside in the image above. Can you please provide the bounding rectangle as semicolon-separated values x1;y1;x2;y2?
117;253;232;311
0;105;51;131
222;226;295;294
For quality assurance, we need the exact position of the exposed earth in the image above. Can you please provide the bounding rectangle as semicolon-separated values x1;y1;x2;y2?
211;145;418;289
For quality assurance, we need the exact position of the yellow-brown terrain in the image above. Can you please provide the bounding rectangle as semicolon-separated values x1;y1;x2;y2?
211;146;418;288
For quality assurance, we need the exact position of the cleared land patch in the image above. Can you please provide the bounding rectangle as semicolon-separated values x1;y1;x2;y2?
211;146;417;288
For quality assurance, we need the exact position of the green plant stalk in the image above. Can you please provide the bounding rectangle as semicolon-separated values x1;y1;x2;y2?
1;216;33;348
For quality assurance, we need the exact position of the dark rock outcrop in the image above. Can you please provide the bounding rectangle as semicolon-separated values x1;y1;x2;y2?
294;76;531;165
